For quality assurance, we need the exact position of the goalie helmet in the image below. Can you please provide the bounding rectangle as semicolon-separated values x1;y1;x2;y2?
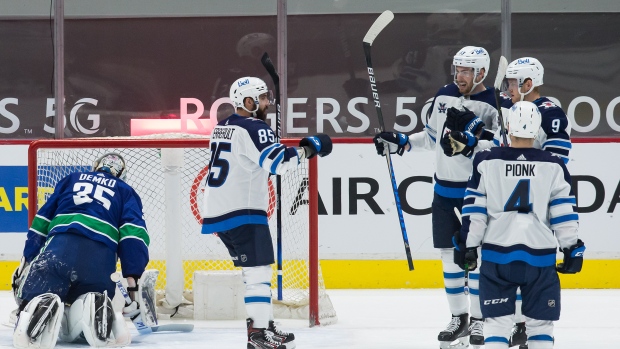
505;57;544;99
93;153;126;180
452;46;490;85
507;101;541;139
229;77;268;115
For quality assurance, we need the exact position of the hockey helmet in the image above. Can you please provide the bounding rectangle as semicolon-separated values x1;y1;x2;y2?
229;77;269;115
93;153;127;180
452;46;490;85
507;101;541;139
505;57;544;99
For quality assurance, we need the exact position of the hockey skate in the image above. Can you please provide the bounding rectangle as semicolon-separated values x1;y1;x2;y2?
247;318;285;349
509;322;528;349
268;320;296;349
468;317;484;349
438;313;469;349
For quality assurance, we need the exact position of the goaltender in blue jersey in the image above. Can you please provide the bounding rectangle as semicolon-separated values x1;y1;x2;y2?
454;101;584;349
13;153;149;348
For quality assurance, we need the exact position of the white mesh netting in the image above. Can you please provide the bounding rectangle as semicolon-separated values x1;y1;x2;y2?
31;134;336;325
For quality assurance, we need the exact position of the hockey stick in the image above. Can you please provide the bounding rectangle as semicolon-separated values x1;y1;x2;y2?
261;52;285;300
494;56;509;146
363;10;414;271
110;273;194;333
453;207;469;295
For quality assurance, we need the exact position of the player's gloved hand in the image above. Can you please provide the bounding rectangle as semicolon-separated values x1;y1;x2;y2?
557;239;585;274
453;231;478;271
123;300;141;321
449;131;478;158
441;133;457;157
373;131;410;156
300;134;333;159
446;107;485;134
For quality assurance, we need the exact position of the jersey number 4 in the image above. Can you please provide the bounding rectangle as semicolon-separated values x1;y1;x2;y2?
504;179;532;213
208;142;232;187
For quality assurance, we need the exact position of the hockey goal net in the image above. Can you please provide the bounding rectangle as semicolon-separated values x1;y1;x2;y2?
27;134;336;326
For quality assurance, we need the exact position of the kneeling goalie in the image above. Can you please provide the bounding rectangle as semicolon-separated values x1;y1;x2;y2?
12;153;153;348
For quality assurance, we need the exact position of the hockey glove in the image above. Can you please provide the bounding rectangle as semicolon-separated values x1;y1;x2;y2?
557;239;585;274
11;257;29;305
300;134;333;159
448;131;478;158
446;107;485;135
453;231;478;271
373;131;410;156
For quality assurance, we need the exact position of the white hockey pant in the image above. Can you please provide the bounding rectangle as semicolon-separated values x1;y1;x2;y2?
60;292;131;347
14;293;64;349
440;248;482;318
243;265;273;328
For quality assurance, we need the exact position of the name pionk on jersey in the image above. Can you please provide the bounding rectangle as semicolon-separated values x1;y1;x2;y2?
505;163;535;177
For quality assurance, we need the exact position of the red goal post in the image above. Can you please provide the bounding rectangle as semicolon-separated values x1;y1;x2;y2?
27;135;335;326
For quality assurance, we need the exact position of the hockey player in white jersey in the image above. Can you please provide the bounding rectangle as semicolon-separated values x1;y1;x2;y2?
374;46;499;349
202;77;332;349
495;57;571;163
453;101;584;349
493;57;573;349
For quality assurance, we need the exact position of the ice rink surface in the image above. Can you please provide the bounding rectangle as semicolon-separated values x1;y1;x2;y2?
0;289;618;348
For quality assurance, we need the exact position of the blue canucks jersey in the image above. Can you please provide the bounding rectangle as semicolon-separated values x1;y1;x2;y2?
25;171;149;277
460;147;579;267
201;114;300;234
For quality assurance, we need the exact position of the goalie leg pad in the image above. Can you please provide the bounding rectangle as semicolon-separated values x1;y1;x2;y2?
14;293;64;349
137;269;159;327
243;266;273;329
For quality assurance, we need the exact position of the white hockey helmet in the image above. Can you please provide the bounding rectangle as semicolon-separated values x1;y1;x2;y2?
507;101;541;139
229;77;268;115
93;153;126;180
452;46;490;87
505;57;544;99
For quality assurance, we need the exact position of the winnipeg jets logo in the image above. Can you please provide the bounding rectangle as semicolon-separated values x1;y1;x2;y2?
438;103;447;113
541;101;556;109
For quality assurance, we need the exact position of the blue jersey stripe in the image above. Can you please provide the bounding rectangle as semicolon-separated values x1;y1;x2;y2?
244;296;271;304
443;271;465;279
482;250;556;267
550;213;579;225
550;197;576;206
462;206;487;215
202;215;268;234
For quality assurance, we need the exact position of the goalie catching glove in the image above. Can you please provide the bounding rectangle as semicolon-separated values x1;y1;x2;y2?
299;134;333;159
557;239;585;274
373;131;410;156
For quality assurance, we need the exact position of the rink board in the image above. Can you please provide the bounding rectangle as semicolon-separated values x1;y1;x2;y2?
0;141;619;289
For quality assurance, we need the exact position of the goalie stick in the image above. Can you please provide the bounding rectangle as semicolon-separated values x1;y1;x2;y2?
261;52;285;300
494;56;509;146
363;10;414;271
110;273;194;333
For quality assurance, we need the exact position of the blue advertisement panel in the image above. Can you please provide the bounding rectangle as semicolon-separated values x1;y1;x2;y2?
0;166;28;232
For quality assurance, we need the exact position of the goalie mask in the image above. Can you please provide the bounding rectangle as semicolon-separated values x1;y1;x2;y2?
505;57;544;101
230;77;269;116
93;153;127;180
507;101;541;139
452;46;490;92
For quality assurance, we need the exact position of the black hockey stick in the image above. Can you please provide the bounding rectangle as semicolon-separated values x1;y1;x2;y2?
111;273;194;333
494;56;509;146
363;10;414;271
261;52;285;299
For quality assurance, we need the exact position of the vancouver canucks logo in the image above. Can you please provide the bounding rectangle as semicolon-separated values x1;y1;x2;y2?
438;102;447;113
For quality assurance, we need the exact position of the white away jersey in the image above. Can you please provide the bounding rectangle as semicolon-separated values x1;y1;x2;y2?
201;114;300;234
460;147;579;267
495;97;572;163
408;83;499;198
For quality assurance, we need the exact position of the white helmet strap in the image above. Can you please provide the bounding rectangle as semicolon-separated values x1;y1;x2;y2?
518;80;535;102
240;97;259;116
